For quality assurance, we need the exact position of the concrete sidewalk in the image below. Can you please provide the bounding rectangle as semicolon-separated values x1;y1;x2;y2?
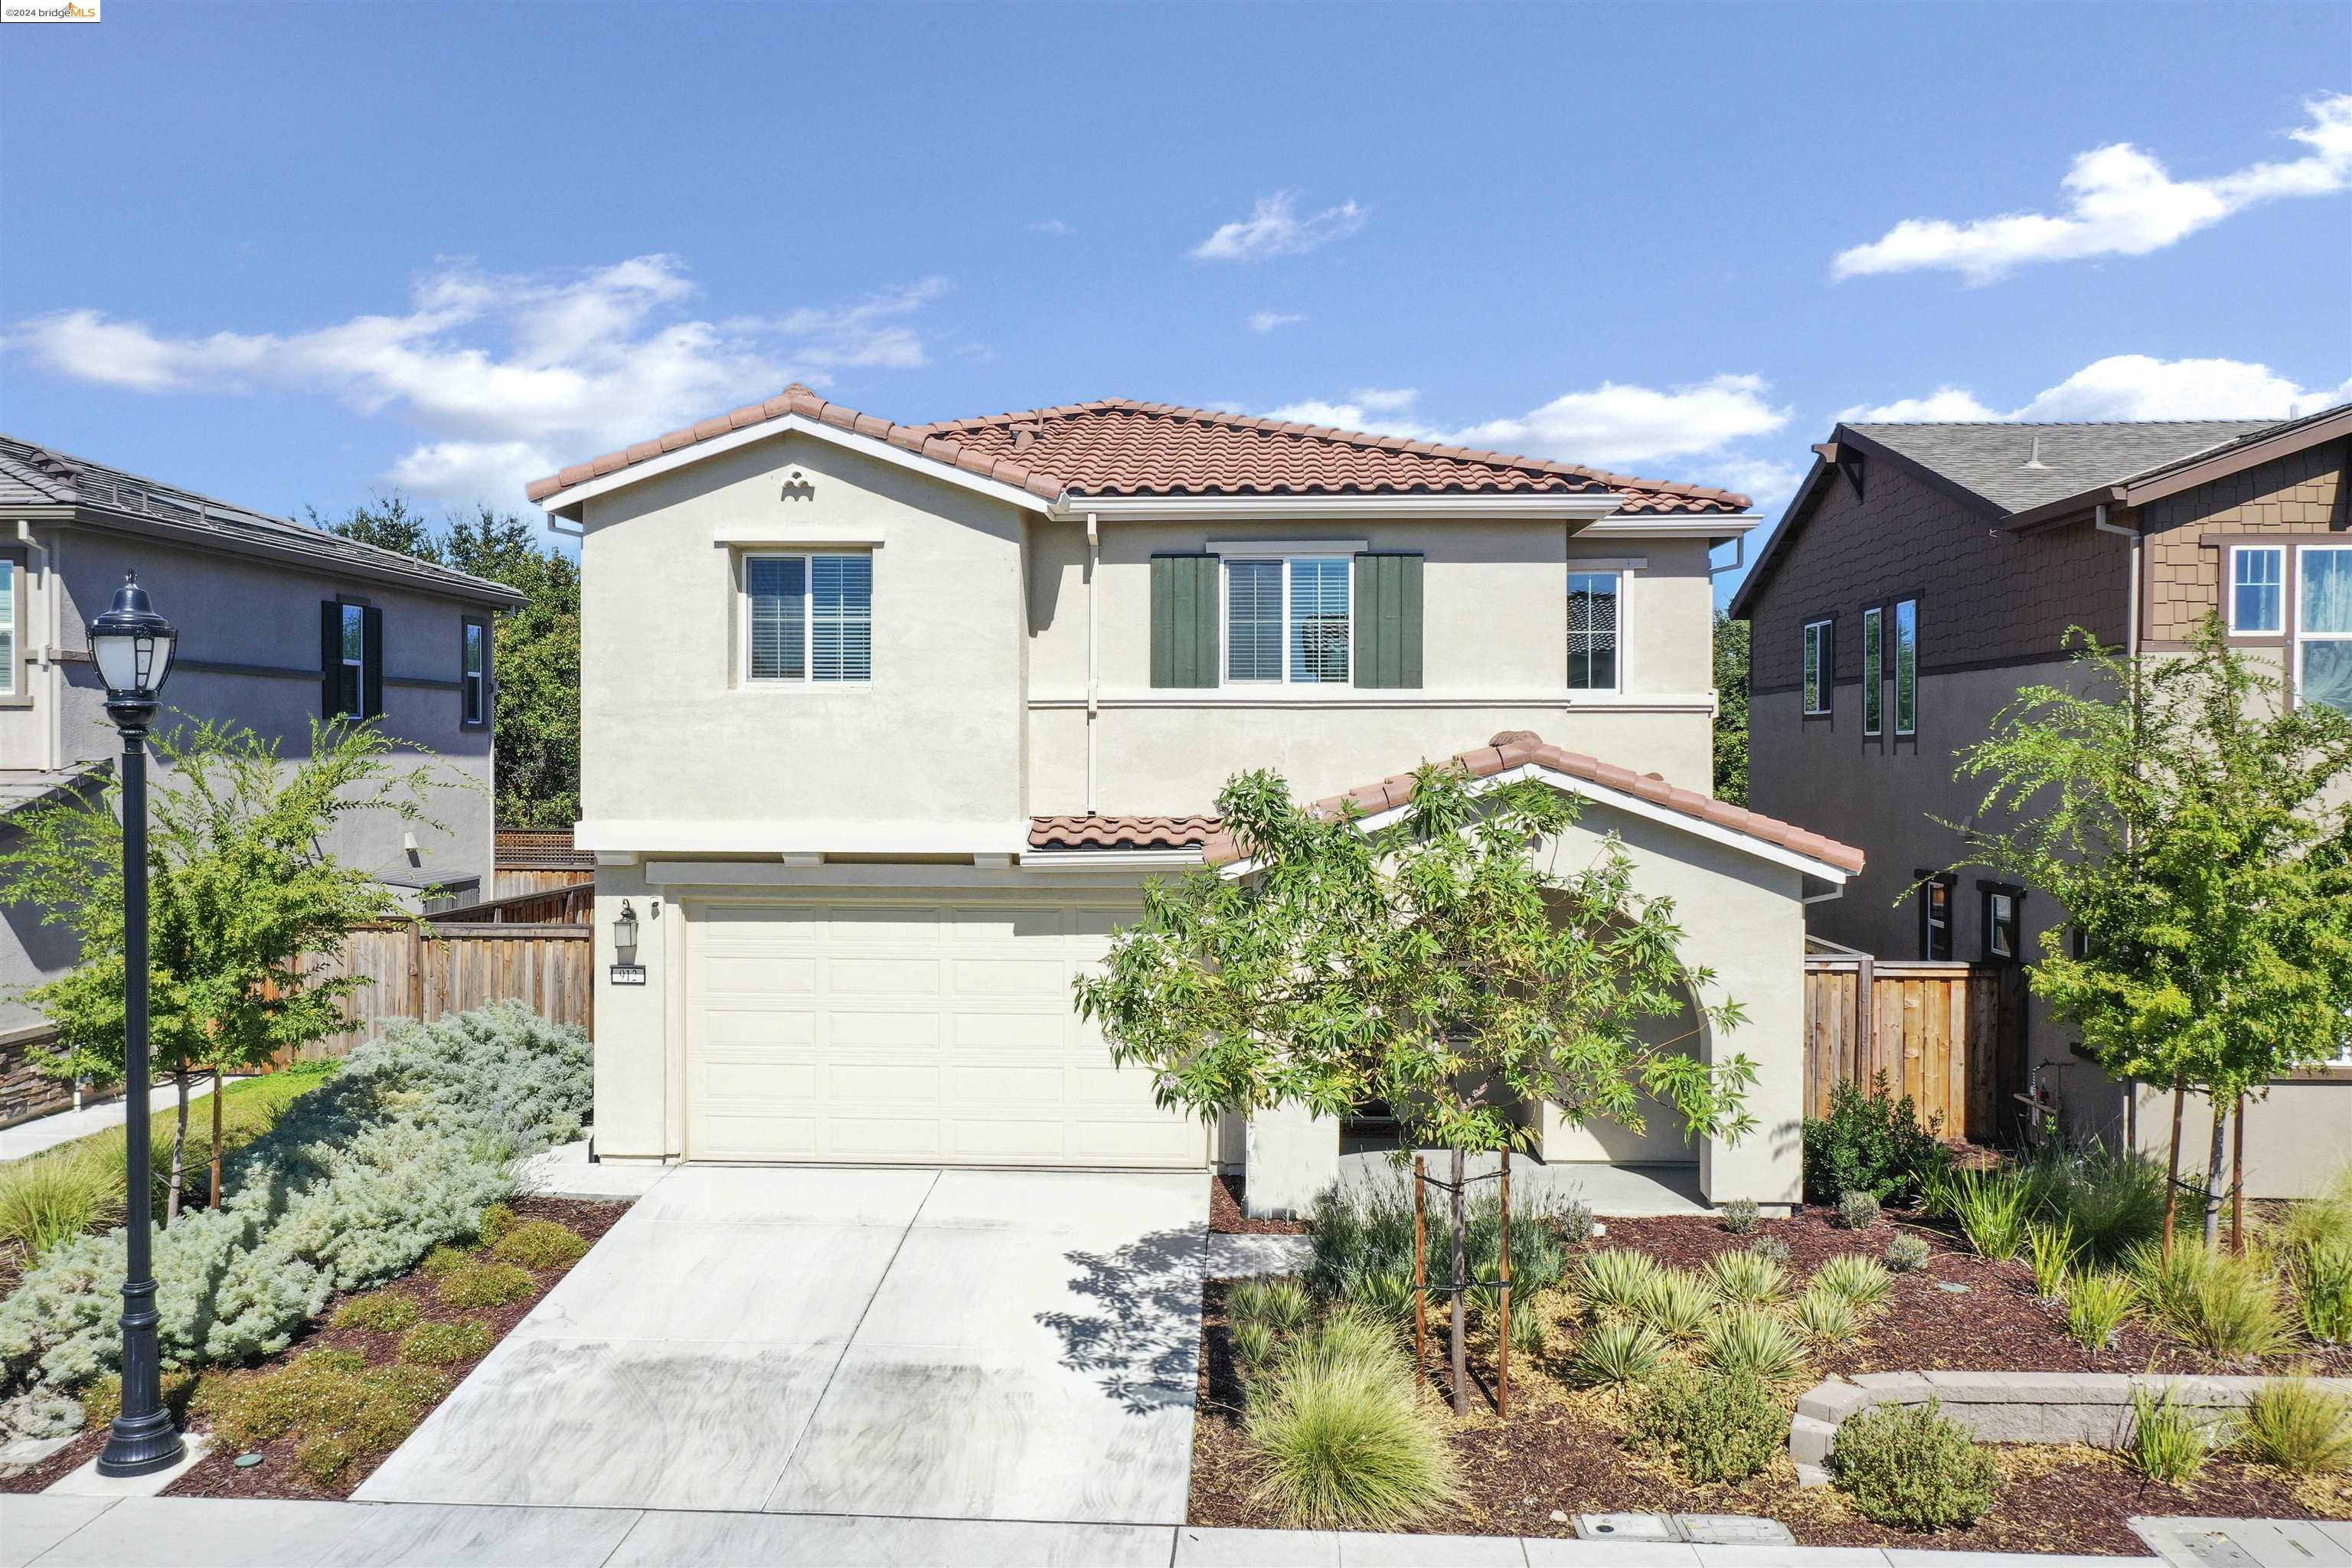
0;1078;221;1163
1;1496;2167;1567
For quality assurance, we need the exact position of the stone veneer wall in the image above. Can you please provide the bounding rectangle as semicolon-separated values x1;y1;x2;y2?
0;1028;70;1129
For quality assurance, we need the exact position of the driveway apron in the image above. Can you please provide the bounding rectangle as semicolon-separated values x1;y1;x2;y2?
354;1165;1205;1526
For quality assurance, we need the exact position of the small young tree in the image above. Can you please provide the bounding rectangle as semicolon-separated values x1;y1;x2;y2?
1950;618;2352;1250
1076;763;1752;1412
0;717;455;1219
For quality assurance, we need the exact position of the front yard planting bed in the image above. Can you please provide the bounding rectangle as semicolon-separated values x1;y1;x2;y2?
1191;1203;2352;1555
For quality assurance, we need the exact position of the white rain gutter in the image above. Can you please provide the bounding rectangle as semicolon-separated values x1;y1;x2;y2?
1086;510;1099;814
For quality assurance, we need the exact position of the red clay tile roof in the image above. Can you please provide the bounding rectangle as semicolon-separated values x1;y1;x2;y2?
1027;815;1221;852
1194;730;1865;875
525;387;1750;515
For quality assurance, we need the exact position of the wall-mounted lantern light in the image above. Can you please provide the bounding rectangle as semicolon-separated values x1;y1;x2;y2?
613;899;639;963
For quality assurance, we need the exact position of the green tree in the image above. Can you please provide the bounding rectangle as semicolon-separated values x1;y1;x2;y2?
0;718;450;1219
1713;609;1749;805
1075;763;1751;1411
315;497;581;828
1949;618;2352;1250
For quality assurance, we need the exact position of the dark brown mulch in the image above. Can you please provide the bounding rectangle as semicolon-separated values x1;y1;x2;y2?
0;1197;629;1500
1599;1208;2352;1379
1210;1174;1307;1236
1187;1279;2352;1554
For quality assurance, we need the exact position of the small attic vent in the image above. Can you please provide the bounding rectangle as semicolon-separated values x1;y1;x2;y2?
2020;434;2053;471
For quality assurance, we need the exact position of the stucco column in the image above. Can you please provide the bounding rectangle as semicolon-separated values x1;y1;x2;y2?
1244;1102;1340;1219
590;862;673;1163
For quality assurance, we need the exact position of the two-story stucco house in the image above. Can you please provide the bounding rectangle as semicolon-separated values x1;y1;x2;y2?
1731;402;2352;1198
0;436;522;1123
533;387;1863;1213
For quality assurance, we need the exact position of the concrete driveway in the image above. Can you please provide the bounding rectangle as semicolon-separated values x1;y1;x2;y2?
354;1165;1205;1526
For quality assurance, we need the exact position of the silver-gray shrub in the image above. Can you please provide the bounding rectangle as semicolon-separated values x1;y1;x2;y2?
0;1003;588;1415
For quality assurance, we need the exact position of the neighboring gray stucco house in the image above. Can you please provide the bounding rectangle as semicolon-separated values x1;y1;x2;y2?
1730;403;2352;1197
0;436;523;1121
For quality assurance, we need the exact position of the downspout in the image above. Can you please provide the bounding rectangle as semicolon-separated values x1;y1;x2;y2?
1085;511;1099;815
17;521;57;771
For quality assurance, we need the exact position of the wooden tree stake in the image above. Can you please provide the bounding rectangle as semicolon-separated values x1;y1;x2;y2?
209;1067;224;1208
1413;1154;1429;1384
2230;1093;2246;1255
1498;1148;1512;1419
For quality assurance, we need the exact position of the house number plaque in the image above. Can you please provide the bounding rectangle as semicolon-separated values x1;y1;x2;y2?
609;965;647;985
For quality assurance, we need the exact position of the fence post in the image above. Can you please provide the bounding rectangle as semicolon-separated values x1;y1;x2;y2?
408;920;425;1022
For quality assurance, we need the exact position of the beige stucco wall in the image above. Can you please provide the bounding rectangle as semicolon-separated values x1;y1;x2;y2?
577;432;1032;848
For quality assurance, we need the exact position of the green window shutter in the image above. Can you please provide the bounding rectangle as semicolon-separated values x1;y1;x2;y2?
1352;552;1423;688
1150;554;1220;688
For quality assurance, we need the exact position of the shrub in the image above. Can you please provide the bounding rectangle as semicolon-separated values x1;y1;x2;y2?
418;1246;475;1279
1303;1178;1575;1304
1703;1250;1790;1308
1836;1191;1882;1232
0;1004;590;1403
0;1148;122;1262
1885;1232;1933;1274
1704;1307;1810;1385
1747;1235;1792;1265
400;1318;492;1367
488;1219;587;1272
2275;1165;2352;1256
1718;1199;1759;1235
2128;1242;2295;1359
1631;1268;1713;1344
2064;1269;2138;1350
2029;1222;2080;1299
1231;1276;1315;1334
1802;1075;1948;1205
476;1204;517;1246
1792;1283;1858;1345
1928;1165;2035;1262
1341;1270;1421;1330
0;1389;84;1442
2235;1377;2352;1473
207;1348;447;1467
2291;1240;2352;1344
1245;1310;1462;1529
332;1292;421;1333
1632;1363;1788;1484
74;1368;197;1433
1232;1320;1279;1379
1572;1321;1666;1387
1577;1249;1664;1319
2019;1138;2167;1263
436;1263;535;1309
2130;1385;2216;1484
1832;1400;2001;1529
1811;1254;1893;1312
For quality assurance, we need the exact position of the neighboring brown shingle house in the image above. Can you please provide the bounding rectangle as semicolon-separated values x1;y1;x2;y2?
1729;402;2352;1197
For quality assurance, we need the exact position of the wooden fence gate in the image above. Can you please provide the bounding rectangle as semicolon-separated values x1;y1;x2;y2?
1803;955;2027;1145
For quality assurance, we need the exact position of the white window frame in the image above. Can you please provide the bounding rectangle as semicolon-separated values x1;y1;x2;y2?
2228;544;2285;635
1801;618;1833;716
1221;554;1351;686
2295;543;2352;715
1566;567;1628;694
741;550;874;685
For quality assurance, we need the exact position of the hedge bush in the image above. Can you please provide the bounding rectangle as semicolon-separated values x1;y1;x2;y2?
1833;1400;2001;1529
1802;1076;1947;1205
0;1003;589;1427
1633;1363;1787;1483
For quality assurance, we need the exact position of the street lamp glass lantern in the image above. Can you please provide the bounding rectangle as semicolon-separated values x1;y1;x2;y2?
88;575;177;701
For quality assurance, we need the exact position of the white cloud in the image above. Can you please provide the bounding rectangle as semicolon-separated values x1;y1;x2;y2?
1833;92;2352;284
1248;311;1305;333
1841;354;2352;423
1030;219;1074;237
1191;191;1366;261
8;256;949;503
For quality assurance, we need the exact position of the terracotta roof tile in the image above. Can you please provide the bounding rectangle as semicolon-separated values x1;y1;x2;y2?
1200;730;1864;875
526;389;1751;514
1027;815;1221;852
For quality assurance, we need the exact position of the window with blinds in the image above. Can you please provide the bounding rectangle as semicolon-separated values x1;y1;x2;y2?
1225;557;1350;684
1225;559;1285;682
746;553;872;683
1289;557;1350;683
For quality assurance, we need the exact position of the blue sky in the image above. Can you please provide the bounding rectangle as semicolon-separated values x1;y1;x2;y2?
3;2;2347;603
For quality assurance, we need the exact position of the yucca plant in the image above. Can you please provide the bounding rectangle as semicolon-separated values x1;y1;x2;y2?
2064;1269;2138;1350
1463;1285;1549;1355
1233;1319;1280;1378
2028;1220;2080;1300
1345;1270;1423;1330
1704;1305;1811;1384
1703;1248;1790;1308
1577;1248;1665;1319
2130;1385;2216;1484
2290;1240;2352;1344
1632;1267;1714;1344
1230;1276;1315;1334
2234;1377;2352;1473
1792;1282;1859;1346
1572;1320;1667;1387
1810;1254;1893;1312
1929;1165;2035;1261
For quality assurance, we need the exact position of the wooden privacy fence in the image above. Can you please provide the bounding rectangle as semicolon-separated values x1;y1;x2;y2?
1804;956;2027;1145
492;826;593;901
274;918;592;1063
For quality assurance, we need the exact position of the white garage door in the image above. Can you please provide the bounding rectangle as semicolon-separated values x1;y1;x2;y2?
684;895;1204;1168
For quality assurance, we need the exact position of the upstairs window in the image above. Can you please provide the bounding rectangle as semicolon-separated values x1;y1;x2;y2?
2300;544;2352;716
1981;882;2024;962
460;618;489;727
1860;606;1883;735
0;560;15;697
340;604;366;714
2231;546;2285;634
1802;619;1833;715
1566;571;1622;691
746;553;872;683
322;600;383;720
1225;556;1350;684
1893;598;1919;736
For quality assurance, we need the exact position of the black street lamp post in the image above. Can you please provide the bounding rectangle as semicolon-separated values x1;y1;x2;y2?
89;573;184;1480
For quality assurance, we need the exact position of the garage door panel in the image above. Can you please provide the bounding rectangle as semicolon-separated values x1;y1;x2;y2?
685;897;1200;1168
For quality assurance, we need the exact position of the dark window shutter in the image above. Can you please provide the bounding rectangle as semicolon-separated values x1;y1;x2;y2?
1352;552;1423;688
1150;554;1220;688
320;601;341;717
362;606;385;719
